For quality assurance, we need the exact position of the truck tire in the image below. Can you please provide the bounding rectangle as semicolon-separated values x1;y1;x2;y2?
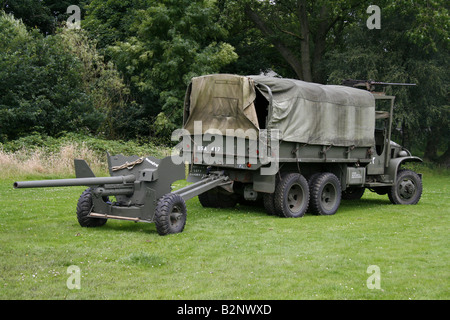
263;192;276;215
155;193;187;235
309;173;342;215
342;187;365;200
76;188;107;227
198;189;238;208
198;191;213;208
306;173;322;213
263;173;284;215
274;173;309;218
388;169;422;205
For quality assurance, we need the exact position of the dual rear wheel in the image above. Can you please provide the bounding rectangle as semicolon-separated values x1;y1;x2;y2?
263;172;342;217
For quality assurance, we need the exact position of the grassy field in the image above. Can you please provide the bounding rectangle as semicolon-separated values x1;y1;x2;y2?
0;164;448;300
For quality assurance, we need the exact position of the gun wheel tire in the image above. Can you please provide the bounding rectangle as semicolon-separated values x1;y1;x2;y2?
155;193;187;236
274;173;309;218
388;169;422;205
76;188;107;227
309;173;341;216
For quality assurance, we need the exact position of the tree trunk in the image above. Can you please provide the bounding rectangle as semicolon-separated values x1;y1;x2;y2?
423;130;439;161
438;143;450;167
297;0;312;82
244;4;305;80
312;5;335;83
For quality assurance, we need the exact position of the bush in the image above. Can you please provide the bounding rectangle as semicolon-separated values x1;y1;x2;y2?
0;13;103;141
0;13;134;142
0;133;171;178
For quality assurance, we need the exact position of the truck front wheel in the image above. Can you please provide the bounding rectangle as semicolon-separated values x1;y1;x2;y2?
388;169;422;205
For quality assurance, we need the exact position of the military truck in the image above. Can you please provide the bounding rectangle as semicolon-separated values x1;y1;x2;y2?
181;74;423;218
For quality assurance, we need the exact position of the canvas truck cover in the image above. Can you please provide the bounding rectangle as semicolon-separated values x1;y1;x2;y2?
183;74;375;147
183;74;259;139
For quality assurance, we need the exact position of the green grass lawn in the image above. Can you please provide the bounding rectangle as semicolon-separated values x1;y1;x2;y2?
0;166;448;300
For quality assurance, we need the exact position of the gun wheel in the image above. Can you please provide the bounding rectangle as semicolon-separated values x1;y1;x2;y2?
155;193;187;236
76;188;107;227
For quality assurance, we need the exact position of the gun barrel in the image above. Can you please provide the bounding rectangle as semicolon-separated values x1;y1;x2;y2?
13;175;136;189
343;79;416;87
372;82;416;86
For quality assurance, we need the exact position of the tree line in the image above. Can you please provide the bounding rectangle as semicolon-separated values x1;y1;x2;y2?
0;0;448;164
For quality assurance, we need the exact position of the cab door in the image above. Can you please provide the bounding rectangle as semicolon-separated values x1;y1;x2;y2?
366;95;395;175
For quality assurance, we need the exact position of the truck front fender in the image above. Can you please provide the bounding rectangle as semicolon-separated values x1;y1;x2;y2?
387;156;423;182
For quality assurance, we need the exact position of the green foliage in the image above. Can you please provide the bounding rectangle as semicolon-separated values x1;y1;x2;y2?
58;29;133;139
324;0;449;161
0;12;134;142
0;12;104;141
216;0;292;77
85;0;238;136
0;132;170;159
1;0;85;34
386;0;449;53
1;0;55;33
83;0;149;49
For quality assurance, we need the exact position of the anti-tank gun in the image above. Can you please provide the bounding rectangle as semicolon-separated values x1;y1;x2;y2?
14;154;186;235
14;152;233;235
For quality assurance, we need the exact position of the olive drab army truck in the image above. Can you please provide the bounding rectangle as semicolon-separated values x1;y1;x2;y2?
14;74;423;235
181;74;422;217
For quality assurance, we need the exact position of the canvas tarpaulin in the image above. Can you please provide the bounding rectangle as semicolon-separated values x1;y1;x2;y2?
250;75;375;147
183;74;259;139
183;74;375;147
